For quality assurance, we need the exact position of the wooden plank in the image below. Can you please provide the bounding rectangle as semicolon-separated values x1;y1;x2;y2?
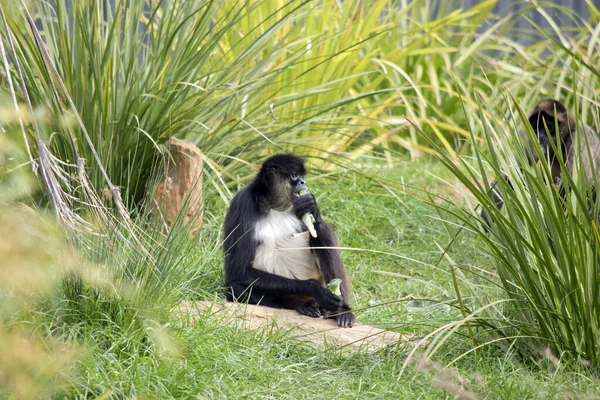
176;301;411;352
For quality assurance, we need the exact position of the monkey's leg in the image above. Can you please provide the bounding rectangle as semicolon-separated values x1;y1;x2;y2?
259;295;323;318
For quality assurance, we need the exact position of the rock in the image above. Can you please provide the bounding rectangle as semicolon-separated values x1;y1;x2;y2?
176;301;410;352
153;138;203;236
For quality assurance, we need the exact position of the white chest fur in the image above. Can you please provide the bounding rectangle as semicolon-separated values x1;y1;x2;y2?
252;208;320;281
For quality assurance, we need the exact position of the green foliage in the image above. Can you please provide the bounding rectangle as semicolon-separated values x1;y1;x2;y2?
424;2;600;367
1;0;542;209
433;98;600;365
2;0;399;204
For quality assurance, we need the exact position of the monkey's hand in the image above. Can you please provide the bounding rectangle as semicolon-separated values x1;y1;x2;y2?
309;280;342;312
292;193;321;221
322;304;355;328
335;307;355;328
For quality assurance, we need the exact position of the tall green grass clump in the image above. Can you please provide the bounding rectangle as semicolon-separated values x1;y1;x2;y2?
2;0;257;204
410;2;600;369
0;112;210;397
433;98;600;365
1;0;527;206
2;0;400;207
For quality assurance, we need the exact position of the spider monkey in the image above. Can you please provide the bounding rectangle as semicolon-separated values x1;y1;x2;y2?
223;154;355;327
481;99;600;228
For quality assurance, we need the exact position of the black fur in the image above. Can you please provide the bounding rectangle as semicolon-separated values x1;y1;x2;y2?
528;99;570;163
223;154;355;327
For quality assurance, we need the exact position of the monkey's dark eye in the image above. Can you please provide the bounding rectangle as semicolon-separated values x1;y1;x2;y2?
291;173;298;181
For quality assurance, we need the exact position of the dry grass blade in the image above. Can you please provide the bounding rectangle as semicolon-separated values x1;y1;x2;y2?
0;2;150;255
19;3;129;220
0;4;85;234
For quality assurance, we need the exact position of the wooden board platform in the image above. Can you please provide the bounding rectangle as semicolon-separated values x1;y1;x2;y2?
176;301;411;352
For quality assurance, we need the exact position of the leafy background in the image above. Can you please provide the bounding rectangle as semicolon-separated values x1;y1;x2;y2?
1;0;600;398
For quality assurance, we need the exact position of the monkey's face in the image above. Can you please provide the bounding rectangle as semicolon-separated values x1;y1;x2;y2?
528;100;573;162
267;170;307;210
529;112;556;160
259;154;308;211
290;172;307;198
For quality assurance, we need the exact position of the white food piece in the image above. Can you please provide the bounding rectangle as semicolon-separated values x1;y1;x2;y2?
302;212;317;238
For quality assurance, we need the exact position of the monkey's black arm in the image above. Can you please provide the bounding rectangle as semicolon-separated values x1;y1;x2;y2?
313;224;351;298
292;194;349;298
293;194;355;326
223;190;259;289
311;221;355;327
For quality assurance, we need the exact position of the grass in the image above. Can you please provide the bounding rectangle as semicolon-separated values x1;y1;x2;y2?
29;157;596;399
3;0;600;398
69;321;600;399
429;97;600;365
2;136;600;396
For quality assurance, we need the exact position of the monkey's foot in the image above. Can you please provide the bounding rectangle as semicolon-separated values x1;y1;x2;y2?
323;309;355;328
335;312;355;328
295;300;321;318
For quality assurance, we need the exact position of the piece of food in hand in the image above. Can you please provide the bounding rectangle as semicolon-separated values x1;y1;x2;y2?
299;190;317;238
302;212;317;238
326;278;342;296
